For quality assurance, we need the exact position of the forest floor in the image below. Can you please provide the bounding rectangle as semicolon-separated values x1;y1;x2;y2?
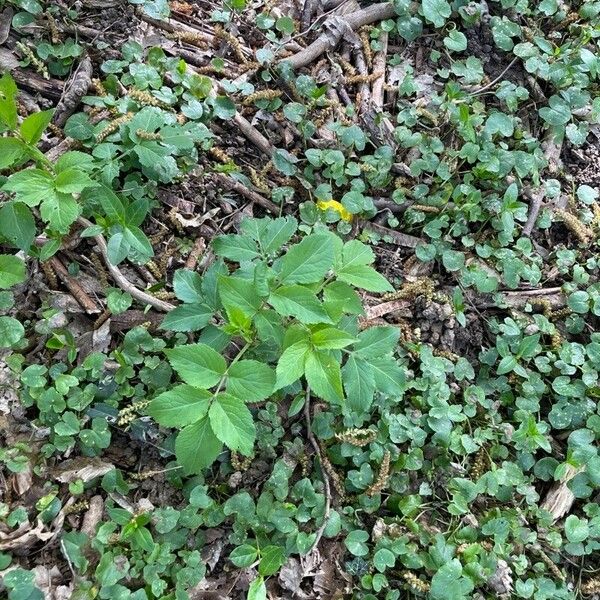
1;0;600;599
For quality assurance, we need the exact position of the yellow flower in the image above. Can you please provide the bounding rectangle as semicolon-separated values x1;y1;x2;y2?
316;199;353;222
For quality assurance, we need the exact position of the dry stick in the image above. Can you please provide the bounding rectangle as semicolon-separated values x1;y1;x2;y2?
48;256;100;314
184;237;207;270
300;0;318;33
53;56;93;127
211;172;281;214
232;113;275;156
522;136;563;236
282;2;400;70
304;388;331;552
371;31;388;109
77;217;175;312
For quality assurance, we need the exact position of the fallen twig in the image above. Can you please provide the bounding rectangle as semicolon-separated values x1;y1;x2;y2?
53;56;93;127
362;220;423;248
77;217;176;312
282;2;401;70
48;256;100;314
210;172;281;214
371;31;388;109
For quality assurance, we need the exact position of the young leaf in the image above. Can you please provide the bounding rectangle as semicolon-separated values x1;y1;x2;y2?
149;384;212;427
226;360;275;402
259;216;298;254
269;285;332;324
218;275;262;318
336;265;394;293
173;269;204;303
341;240;375;268
165;343;227;388
247;577;267;600
275;340;309;390
175;416;223;474
0;138;28;169
0;203;35;251
342;355;375;413
3;169;54;206
19;109;54;145
162;304;213;332
208;393;256;455
305;350;344;403
278;233;334;284
0;255;26;289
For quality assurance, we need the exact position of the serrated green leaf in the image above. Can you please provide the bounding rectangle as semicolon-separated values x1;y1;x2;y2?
337;265;393;292
213;234;260;262
370;357;405;396
342;355;375;413
312;327;357;349
149;384;212;427
175;416;222;474
0;138;28;169
0;203;35;251
218;275;262;318
275;340;309;390
19;109;54;144
279;233;334;284
354;326;400;357
3;169;54;206
226;360;275;402
165;343;227;388
161;303;213;332
40;192;81;234
54;168;96;194
269;285;332;324
208;393;255;455
305;350;344;403
0;255;26;289
173;269;204;303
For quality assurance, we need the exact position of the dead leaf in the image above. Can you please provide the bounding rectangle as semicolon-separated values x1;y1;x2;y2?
0;519;54;552
53;457;114;483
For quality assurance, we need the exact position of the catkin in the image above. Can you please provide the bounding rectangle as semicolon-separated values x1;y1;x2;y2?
335;428;377;447
366;450;391;496
555;209;592;244
118;400;150;426
243;89;282;105
402;571;430;593
96;113;134;142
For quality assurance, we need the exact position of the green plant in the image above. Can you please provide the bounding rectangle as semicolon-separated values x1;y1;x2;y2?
149;217;396;473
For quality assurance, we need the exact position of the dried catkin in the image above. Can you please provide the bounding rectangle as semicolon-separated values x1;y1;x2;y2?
165;30;208;48
366;450;391;496
213;25;247;63
117;400;150;426
128;88;170;109
555;209;592;244
402;571;430;593
383;279;434;302
345;71;384;85
96;113;134;142
16;42;49;79
335;428;377;447
243;89;282;105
